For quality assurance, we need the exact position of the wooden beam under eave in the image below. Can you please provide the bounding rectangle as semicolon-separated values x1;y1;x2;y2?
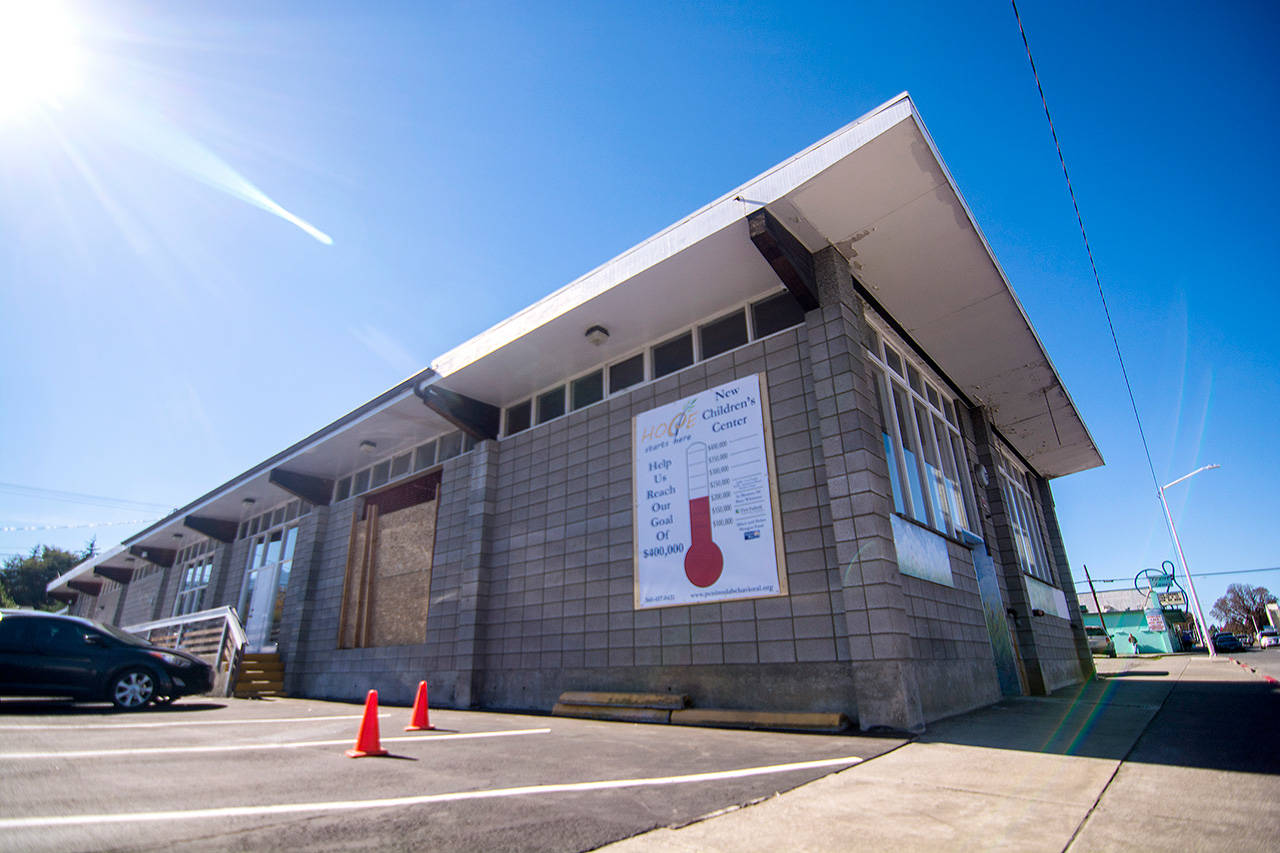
184;514;239;543
94;565;135;584
49;589;77;605
269;468;333;507
748;208;820;311
68;579;102;596
128;545;176;568
417;385;500;441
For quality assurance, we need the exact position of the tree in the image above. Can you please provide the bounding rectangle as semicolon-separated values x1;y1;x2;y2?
0;543;93;610
1210;584;1277;635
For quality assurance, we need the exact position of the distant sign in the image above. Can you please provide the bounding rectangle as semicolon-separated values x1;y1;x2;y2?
1157;591;1186;608
632;374;786;609
1145;605;1167;632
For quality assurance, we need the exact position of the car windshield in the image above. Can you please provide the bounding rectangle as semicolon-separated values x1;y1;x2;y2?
89;620;152;647
1085;628;1106;637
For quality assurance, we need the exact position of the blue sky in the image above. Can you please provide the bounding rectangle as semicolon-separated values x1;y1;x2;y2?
1;1;1276;617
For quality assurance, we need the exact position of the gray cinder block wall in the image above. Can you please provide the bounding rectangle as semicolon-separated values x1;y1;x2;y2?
94;250;1087;731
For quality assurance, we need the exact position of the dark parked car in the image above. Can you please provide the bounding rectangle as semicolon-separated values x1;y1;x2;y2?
1210;632;1244;653
0;609;213;710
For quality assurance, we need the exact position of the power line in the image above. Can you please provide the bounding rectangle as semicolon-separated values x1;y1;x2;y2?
0;482;171;513
1074;566;1280;585
1;518;159;534
1009;2;1163;500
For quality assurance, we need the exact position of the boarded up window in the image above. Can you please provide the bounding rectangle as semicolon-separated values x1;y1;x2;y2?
338;472;440;648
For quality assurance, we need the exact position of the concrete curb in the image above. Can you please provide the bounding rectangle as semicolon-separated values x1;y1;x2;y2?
1227;655;1280;684
670;708;850;733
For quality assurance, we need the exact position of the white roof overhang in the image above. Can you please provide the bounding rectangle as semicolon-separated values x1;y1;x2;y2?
48;369;458;597
54;92;1102;598
431;92;1102;478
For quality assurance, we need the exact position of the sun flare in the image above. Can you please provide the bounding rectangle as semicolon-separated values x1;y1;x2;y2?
0;0;84;118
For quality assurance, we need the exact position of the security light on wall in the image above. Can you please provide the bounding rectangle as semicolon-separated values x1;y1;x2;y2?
584;325;610;346
242;497;256;509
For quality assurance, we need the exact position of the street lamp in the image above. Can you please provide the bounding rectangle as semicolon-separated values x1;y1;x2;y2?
1158;464;1220;658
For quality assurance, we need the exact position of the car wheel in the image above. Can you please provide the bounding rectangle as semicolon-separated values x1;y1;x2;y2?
111;668;157;710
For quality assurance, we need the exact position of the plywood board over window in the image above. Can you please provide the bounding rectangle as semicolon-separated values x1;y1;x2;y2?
338;471;440;648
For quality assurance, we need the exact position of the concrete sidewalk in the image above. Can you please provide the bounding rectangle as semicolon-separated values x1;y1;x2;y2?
603;655;1280;852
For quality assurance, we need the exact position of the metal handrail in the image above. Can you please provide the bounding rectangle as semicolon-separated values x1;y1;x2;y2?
123;606;246;696
124;605;247;649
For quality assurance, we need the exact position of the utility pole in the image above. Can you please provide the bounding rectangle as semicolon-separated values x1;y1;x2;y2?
1158;464;1219;658
1083;564;1108;637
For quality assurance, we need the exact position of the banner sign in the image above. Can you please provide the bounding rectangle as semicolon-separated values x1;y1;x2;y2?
632;373;786;609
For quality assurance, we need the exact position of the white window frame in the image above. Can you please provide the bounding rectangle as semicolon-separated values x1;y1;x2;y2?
996;447;1054;584
500;288;809;438
865;319;978;540
172;540;215;617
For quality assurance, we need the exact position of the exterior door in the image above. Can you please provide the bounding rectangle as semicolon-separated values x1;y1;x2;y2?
238;524;298;652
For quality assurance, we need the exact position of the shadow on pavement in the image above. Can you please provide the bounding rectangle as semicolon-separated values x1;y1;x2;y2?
917;664;1280;776
1100;670;1169;678
0;698;227;715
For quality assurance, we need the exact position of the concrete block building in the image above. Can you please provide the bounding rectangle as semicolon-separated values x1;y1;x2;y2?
49;93;1101;732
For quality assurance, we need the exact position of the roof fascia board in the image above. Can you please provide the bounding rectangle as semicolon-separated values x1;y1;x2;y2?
121;368;438;547
431;93;915;379
47;544;127;592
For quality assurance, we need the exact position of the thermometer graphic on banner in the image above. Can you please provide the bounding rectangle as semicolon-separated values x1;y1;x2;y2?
683;442;724;587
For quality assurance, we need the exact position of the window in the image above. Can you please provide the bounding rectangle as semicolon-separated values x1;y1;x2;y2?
391;452;411;478
537;386;566;423
414;440;437;471
506;400;531;436
866;320;976;539
652;332;694;378
172;540;215;617
609;354;645;393
238;499;311;538
499;287;807;439
571;370;604;410
997;449;1053;583
752;291;806;338
699;310;748;360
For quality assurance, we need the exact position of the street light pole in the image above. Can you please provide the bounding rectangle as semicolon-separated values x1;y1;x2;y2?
1158;464;1220;658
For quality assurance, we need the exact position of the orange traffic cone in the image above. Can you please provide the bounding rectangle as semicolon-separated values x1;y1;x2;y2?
405;680;435;731
346;690;389;758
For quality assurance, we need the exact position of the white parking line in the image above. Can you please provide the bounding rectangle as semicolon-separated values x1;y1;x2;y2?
0;727;551;759
0;713;385;731
0;755;863;829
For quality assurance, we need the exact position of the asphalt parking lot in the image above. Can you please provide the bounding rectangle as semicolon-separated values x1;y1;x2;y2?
0;695;904;852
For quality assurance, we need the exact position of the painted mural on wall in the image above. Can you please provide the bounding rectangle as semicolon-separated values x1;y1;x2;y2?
632;373;787;609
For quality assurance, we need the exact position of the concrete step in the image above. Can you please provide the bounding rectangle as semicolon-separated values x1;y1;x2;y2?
555;691;690;710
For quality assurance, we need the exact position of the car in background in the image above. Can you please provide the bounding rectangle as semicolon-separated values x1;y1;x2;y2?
1259;628;1280;649
0;609;213;710
1085;626;1116;657
1210;632;1244;653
